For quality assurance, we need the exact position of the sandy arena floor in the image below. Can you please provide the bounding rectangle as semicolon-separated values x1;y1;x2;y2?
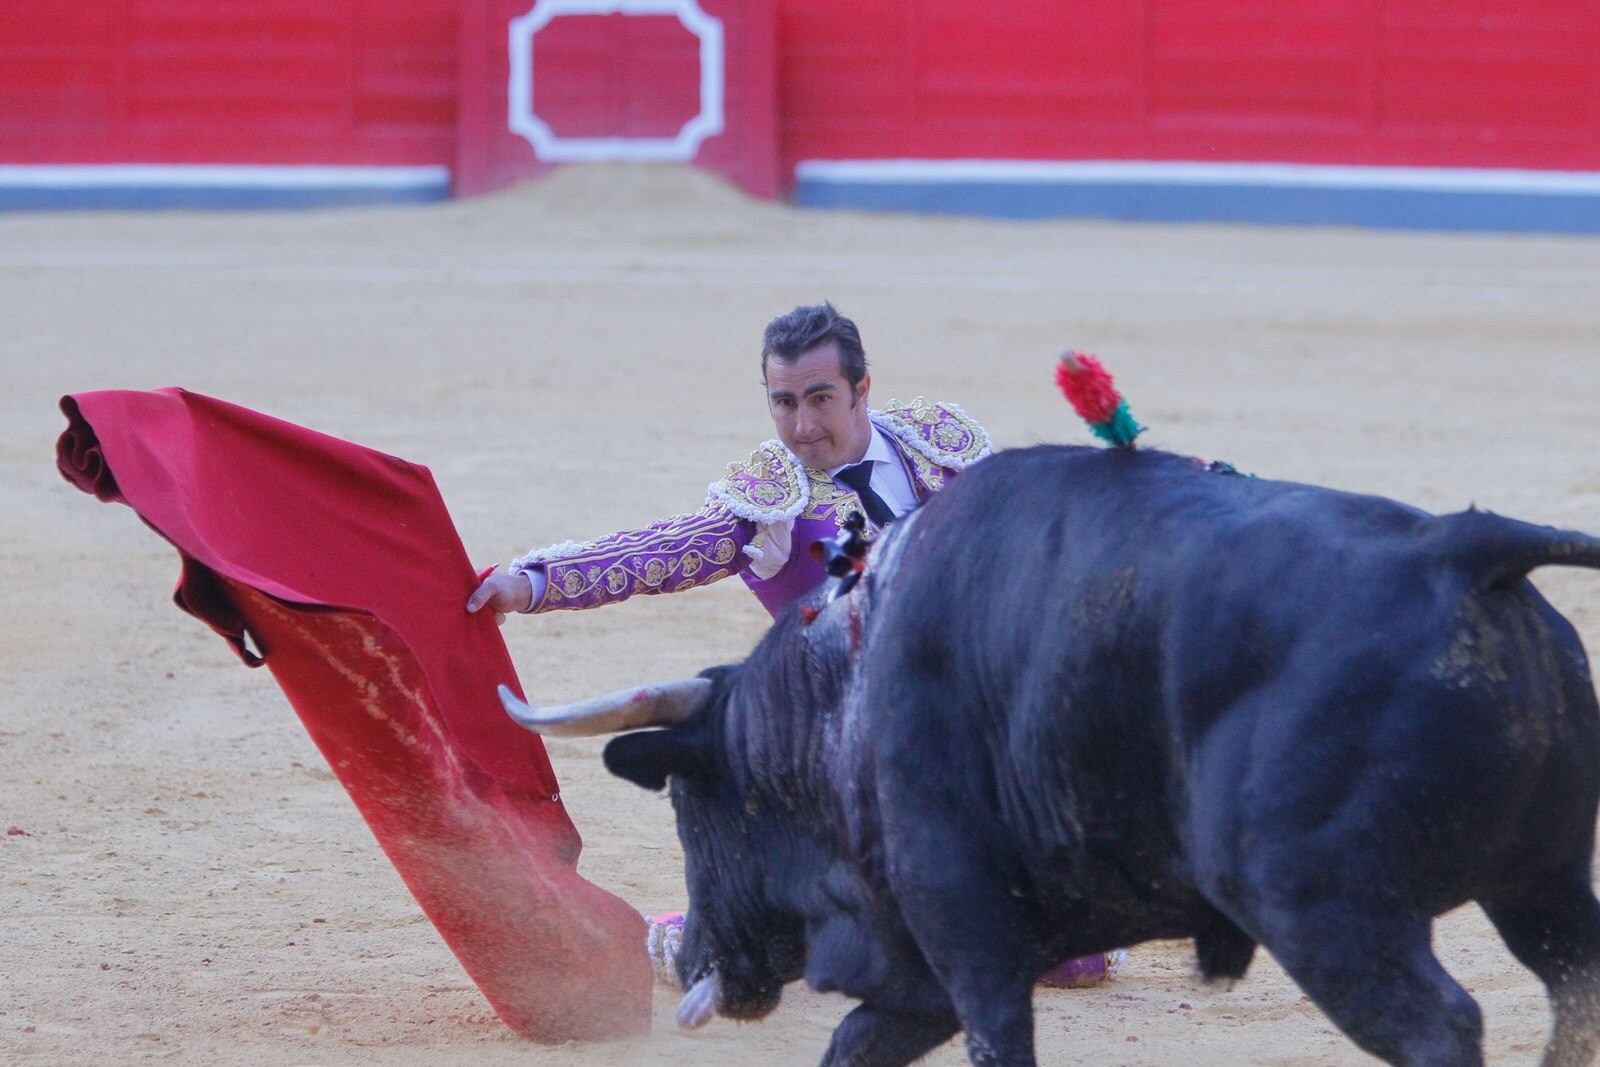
3;165;1599;1065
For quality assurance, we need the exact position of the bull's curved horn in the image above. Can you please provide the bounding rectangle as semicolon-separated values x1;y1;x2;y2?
676;971;717;1030
497;679;712;738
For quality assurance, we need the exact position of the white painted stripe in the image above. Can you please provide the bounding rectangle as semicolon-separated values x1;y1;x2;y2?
0;165;451;189
795;159;1600;196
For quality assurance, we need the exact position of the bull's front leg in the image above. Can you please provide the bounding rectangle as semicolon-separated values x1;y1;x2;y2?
819;1004;960;1067
883;833;1041;1065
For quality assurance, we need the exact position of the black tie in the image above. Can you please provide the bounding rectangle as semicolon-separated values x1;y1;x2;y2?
836;461;897;527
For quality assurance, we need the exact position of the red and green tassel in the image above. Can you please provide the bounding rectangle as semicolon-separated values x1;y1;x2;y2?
1056;350;1144;448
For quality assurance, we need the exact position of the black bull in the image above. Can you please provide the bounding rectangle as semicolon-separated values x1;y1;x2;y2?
504;444;1600;1067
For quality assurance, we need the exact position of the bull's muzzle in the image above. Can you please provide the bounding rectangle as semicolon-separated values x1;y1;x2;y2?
497;678;711;737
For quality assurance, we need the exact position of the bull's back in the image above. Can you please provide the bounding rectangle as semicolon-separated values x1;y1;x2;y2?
864;445;1600;917
859;447;1309;916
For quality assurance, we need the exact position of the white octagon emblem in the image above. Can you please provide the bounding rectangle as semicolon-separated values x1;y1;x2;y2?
507;0;725;162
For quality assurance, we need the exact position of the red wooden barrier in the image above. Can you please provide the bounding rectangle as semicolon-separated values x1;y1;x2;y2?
3;1;1596;199
776;0;1600;175
0;0;457;166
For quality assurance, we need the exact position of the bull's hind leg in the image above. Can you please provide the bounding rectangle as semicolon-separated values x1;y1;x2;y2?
1262;906;1483;1066
1481;868;1600;1067
819;1005;960;1067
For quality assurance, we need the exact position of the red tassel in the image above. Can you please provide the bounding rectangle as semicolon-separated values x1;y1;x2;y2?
1056;352;1122;426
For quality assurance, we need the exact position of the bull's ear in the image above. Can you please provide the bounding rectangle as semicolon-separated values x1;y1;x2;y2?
696;663;740;685
603;729;707;792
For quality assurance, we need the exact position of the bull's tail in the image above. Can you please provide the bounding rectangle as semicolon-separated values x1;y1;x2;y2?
1432;508;1600;590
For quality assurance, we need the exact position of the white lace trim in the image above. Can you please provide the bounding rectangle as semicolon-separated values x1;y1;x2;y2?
509;539;590;574
873;401;992;472
646;915;684;988
704;438;811;524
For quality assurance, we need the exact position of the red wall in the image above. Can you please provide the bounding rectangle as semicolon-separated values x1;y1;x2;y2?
777;0;1600;175
0;0;457;165
4;1;1600;183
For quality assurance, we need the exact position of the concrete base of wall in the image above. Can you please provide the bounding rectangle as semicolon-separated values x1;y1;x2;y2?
0;166;452;210
794;160;1600;234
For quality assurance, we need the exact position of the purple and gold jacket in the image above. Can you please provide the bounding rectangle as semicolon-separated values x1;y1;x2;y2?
510;399;990;618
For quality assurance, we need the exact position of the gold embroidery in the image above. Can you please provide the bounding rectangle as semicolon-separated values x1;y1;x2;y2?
905;449;943;494
802;466;851;520
704;569;729;584
535;504;748;606
879;398;989;466
716;442;804;517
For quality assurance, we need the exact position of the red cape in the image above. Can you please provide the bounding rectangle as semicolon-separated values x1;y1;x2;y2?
57;388;650;1040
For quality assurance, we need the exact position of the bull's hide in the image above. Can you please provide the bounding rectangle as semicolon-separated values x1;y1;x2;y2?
56;387;651;1041
557;443;1600;1067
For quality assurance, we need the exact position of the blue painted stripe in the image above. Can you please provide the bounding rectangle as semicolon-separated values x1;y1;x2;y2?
793;161;1600;233
0;165;452;211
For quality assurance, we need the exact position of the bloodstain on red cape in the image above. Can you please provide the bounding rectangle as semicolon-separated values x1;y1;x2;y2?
56;388;651;1041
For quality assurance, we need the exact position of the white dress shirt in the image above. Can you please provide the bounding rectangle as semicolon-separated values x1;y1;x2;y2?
747;426;916;580
826;424;918;517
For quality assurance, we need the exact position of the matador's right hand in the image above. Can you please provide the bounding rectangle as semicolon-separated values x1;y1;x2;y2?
466;570;535;622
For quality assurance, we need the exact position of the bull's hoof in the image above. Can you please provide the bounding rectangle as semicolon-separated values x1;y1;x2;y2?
1039;949;1126;989
646;911;686;988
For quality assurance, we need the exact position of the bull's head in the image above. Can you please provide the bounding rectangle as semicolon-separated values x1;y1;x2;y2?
499;655;821;1029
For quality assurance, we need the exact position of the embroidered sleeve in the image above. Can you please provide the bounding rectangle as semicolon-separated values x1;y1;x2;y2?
510;502;754;613
874;399;991;470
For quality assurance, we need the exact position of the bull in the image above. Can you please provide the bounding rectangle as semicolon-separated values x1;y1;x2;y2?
502;444;1600;1067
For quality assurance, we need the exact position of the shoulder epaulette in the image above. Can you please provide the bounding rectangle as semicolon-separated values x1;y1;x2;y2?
873;398;991;471
706;439;810;524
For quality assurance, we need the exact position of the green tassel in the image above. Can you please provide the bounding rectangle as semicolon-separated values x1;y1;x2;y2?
1088;401;1144;448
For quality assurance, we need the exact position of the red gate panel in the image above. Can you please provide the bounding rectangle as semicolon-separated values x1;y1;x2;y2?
456;0;776;198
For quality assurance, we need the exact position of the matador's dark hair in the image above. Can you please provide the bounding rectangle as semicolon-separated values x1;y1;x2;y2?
761;302;868;397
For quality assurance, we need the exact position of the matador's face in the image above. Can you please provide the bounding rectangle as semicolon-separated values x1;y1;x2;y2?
764;342;873;471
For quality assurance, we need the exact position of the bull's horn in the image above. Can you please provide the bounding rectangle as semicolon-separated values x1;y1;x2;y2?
497;679;712;737
676;971;717;1031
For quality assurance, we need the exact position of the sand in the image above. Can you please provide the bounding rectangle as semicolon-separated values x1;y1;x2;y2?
3;164;1599;1065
